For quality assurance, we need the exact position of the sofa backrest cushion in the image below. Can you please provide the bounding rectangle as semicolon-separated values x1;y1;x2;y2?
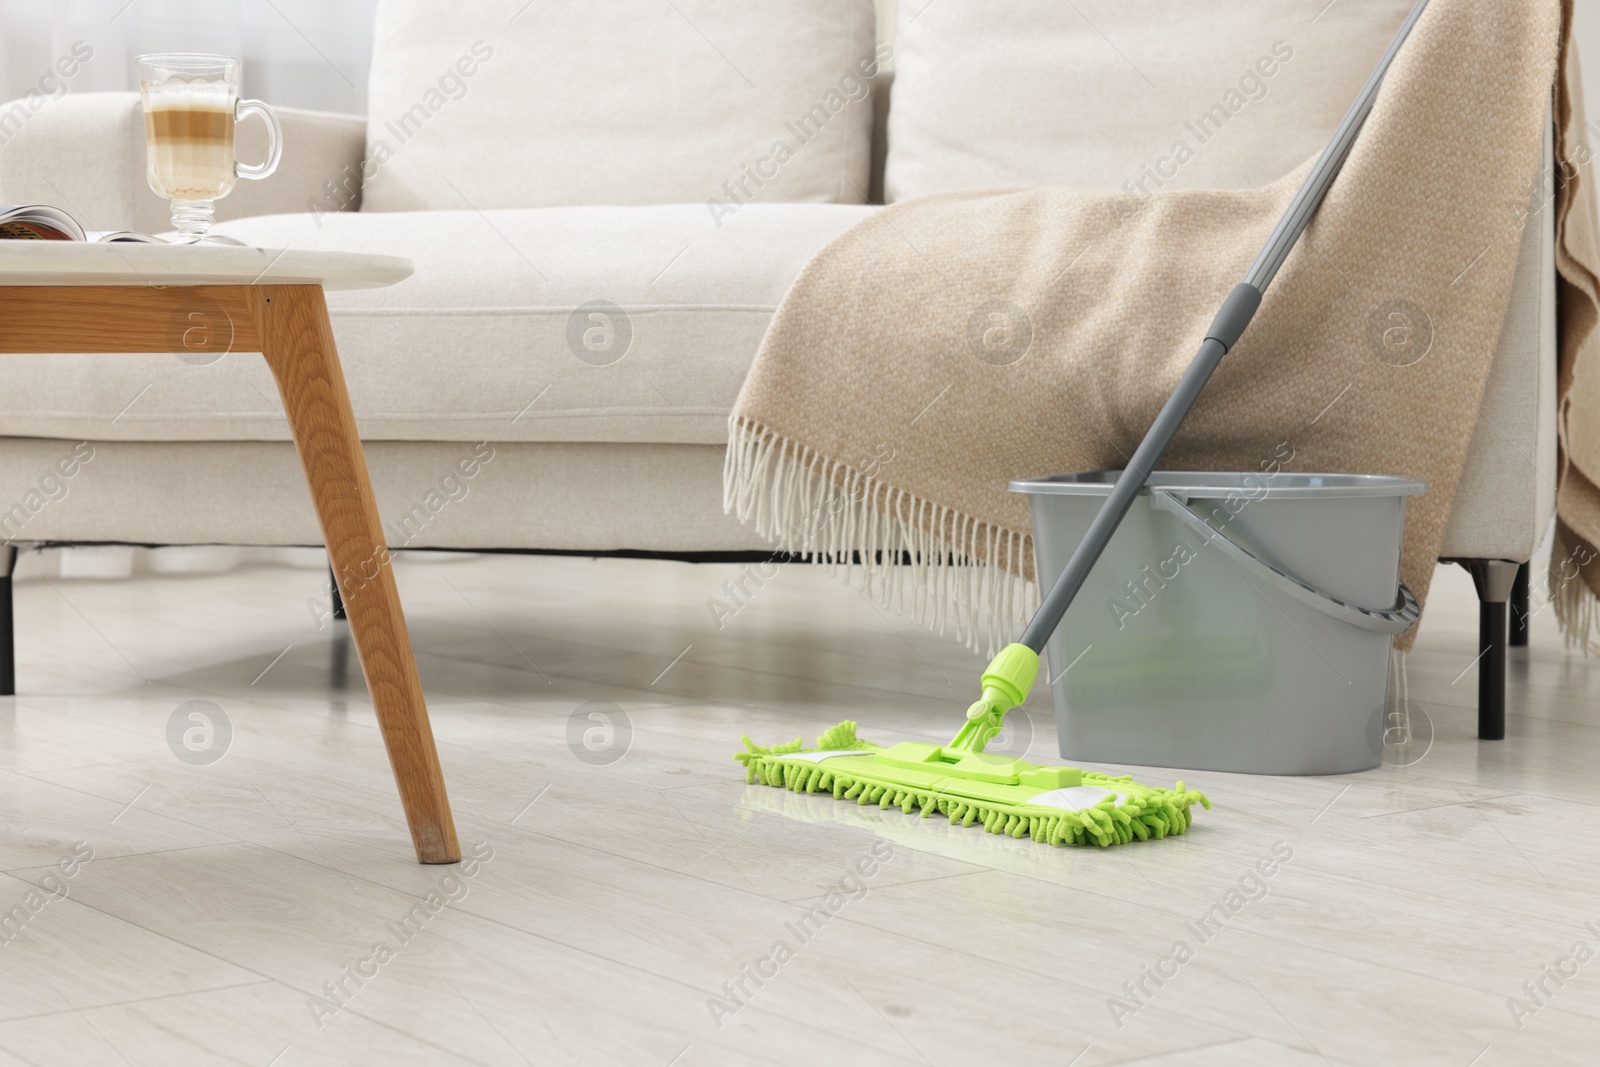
361;0;882;212
884;0;1418;202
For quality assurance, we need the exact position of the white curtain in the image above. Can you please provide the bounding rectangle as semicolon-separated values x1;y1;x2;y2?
0;0;378;115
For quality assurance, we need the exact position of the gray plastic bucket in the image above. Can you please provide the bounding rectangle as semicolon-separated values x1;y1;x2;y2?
1010;471;1426;775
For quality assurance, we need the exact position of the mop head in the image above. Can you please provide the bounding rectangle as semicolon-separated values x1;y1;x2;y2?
735;721;1210;847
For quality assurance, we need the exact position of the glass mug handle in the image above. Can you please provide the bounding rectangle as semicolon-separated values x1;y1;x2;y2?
234;98;282;181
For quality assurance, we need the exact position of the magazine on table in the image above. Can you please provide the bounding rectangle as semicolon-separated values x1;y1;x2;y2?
0;204;168;243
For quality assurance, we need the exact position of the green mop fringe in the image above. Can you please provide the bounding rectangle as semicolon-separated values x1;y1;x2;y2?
735;720;1210;848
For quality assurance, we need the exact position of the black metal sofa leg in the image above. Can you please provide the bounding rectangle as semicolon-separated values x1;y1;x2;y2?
0;545;15;697
329;561;346;620
1456;559;1518;742
1509;560;1530;648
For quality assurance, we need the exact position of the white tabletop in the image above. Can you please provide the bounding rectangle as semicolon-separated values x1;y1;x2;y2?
0;243;413;290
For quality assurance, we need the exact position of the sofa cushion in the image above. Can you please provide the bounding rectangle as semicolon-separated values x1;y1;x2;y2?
0;203;872;445
361;0;883;212
885;0;1417;200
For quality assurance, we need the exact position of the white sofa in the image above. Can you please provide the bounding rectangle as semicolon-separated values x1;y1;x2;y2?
0;0;1555;733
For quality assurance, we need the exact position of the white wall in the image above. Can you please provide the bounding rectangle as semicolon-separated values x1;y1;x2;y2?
1577;0;1600;127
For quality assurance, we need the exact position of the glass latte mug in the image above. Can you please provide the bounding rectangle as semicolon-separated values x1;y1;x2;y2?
136;54;282;242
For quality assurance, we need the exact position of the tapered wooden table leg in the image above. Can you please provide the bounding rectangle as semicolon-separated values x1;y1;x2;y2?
249;284;460;863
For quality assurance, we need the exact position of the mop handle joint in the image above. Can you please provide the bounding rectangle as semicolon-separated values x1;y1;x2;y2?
1205;283;1264;351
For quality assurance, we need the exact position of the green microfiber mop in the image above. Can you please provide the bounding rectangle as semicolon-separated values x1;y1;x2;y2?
733;0;1430;847
736;647;1209;848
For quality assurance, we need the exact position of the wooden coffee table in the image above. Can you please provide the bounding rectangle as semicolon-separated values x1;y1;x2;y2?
0;243;458;864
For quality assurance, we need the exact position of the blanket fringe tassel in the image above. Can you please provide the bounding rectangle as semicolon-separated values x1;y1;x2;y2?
1552;560;1600;654
724;419;1037;655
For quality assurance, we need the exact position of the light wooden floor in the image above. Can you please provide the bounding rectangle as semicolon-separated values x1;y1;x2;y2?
1;542;1597;1066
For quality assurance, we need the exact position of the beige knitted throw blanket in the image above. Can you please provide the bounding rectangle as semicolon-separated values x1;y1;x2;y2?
727;0;1600;656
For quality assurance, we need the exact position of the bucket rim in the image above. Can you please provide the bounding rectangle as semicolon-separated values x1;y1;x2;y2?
1008;470;1427;499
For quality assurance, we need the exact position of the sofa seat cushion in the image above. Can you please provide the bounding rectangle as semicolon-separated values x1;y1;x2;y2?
0;203;872;445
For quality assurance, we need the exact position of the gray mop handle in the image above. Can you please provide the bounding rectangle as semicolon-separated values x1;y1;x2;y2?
1018;0;1432;654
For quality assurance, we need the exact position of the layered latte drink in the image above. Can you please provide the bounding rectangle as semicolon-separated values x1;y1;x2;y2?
144;93;237;201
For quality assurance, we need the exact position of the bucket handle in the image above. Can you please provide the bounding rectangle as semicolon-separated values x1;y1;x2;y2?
1150;489;1419;635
